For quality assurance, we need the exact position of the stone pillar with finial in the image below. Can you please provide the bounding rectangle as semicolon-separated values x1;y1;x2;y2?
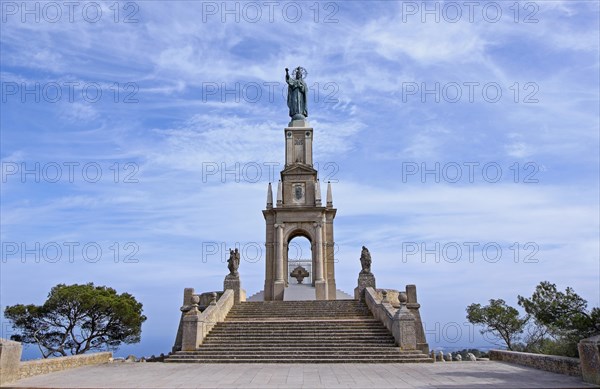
181;295;201;351
392;292;417;350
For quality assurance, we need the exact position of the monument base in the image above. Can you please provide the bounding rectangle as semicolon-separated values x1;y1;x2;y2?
273;280;285;300
315;280;328;300
223;275;246;303
288;118;308;127
354;272;376;300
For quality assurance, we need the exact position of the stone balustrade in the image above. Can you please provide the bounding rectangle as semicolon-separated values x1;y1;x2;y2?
181;289;235;351
364;287;418;351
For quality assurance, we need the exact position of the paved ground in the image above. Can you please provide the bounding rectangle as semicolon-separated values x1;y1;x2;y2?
4;361;597;389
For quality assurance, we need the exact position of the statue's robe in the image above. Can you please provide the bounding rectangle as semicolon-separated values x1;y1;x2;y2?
286;77;308;118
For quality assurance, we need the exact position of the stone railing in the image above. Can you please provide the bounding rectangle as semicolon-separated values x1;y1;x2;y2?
364;287;395;333
489;350;580;376
181;289;235;351
0;339;111;385
364;287;418;350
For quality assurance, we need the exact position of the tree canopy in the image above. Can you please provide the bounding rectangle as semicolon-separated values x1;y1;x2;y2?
466;281;599;357
518;281;600;356
5;283;146;358
466;298;528;350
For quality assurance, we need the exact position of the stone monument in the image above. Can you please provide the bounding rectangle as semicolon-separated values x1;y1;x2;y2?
224;248;244;303
262;67;338;301
170;67;430;362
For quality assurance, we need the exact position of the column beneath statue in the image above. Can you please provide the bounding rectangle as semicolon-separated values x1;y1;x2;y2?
314;222;328;300
273;223;285;300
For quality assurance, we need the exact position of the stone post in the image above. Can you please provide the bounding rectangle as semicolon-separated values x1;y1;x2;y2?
392;292;417;350
406;284;429;354
181;296;202;351
0;338;22;385
578;335;600;385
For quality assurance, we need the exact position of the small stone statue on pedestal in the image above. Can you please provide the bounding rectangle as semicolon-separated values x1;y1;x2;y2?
224;248;245;303
360;246;372;274
354;246;376;300
227;248;240;277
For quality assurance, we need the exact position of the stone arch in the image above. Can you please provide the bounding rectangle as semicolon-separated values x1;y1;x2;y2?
283;226;316;287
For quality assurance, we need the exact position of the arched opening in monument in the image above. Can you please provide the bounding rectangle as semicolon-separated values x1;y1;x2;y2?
286;235;313;288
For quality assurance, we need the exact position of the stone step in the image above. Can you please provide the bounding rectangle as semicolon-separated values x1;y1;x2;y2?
215;325;384;330
170;353;431;360
209;324;387;329
227;314;371;317
166;357;433;363
205;329;390;336
229;310;368;313
232;304;364;307
204;338;393;347
226;313;371;316
204;331;392;340
179;348;427;358
220;319;381;324
204;337;395;343
231;305;366;309
164;300;433;364
175;346;417;352
235;300;360;304
214;322;384;327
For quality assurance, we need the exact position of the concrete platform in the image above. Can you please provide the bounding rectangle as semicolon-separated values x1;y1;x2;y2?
249;286;354;302
3;361;596;388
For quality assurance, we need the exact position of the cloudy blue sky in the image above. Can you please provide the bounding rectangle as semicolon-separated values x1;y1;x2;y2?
1;0;599;358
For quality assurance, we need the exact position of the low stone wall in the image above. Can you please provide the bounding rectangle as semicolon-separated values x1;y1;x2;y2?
1;338;112;385
17;352;112;381
489;350;580;377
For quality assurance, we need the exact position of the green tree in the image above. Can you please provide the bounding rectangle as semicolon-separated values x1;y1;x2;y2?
518;281;600;357
5;283;147;358
466;299;528;350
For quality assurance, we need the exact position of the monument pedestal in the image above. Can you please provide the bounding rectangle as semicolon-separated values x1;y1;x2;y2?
354;272;376;300
273;280;285;300
223;275;245;303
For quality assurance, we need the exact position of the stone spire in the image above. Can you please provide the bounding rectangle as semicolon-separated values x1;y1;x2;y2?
326;181;333;208
276;180;283;207
266;182;273;209
315;179;322;206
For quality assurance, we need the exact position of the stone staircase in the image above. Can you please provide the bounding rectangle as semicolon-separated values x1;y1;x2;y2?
166;300;432;363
